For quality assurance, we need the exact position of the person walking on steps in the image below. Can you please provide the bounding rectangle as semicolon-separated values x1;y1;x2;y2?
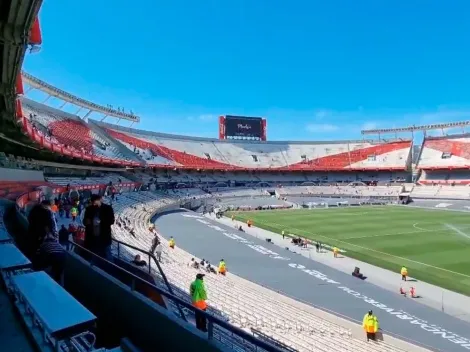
363;310;379;341
190;273;207;332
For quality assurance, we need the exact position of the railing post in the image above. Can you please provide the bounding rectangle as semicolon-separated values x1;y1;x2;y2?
148;253;151;274
207;319;214;341
117;242;120;259
131;278;135;291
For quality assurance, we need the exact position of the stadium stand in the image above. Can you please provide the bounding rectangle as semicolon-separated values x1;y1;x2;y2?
418;135;470;170
108;192;416;352
277;185;403;198
20;98;142;166
101;122;412;171
410;185;470;200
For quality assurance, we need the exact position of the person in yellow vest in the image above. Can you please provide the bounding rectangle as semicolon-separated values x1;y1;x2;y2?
218;259;227;276
400;266;408;281
190;273;207;332
333;246;339;258
282;230;285;239
362;310;379;341
169;236;175;249
231;215;234;221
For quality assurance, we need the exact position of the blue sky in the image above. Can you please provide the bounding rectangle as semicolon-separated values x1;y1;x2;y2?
23;0;470;141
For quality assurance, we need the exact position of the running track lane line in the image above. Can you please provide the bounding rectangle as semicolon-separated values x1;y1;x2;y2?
248;217;470;280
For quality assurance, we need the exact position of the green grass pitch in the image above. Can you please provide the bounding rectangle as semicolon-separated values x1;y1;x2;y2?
228;206;470;296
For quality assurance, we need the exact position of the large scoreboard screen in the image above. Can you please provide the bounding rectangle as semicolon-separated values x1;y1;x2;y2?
225;115;263;138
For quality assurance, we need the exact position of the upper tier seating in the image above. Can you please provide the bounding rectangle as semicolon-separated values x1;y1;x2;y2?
20;98;139;164
22;98;94;154
99;122;412;171
418;135;470;169
108;193;417;352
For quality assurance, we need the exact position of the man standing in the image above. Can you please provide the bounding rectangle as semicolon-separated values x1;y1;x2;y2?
58;225;70;250
401;266;408;281
190;273;207;332
362;310;379;341
155;242;163;263
169;236;175;249
84;194;115;260
218;259;227;276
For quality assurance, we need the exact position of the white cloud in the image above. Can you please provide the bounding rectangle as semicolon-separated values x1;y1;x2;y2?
198;114;216;122
306;123;339;133
361;122;378;131
313;109;331;120
186;114;217;122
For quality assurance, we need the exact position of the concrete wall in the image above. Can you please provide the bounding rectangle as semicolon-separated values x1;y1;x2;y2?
0;168;44;181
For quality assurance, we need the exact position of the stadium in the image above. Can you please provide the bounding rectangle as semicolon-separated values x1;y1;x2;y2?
1;2;470;352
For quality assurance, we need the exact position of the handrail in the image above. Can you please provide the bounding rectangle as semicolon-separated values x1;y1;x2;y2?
68;241;286;352
111;237;187;322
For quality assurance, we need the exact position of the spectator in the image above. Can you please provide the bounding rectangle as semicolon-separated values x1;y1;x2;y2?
71;205;78;221
132;254;147;267
58;225;70;250
84;194;115;260
41;200;58;237
189;258;200;269
190;273;207;332
26;202;56;260
34;232;66;283
155;242;163;262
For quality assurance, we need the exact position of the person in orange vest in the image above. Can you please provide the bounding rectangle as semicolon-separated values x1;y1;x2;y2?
169;236;175;249
362;310;379;341
400;266;408;281
190;273;207;332
333;247;339;258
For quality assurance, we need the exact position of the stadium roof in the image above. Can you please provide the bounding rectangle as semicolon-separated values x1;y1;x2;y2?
22;71;140;123
0;0;42;122
361;121;470;135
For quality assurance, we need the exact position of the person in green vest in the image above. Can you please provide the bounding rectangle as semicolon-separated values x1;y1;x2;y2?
190;273;207;331
71;206;78;221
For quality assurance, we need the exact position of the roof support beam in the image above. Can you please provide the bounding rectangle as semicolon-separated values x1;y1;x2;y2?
83;109;93;118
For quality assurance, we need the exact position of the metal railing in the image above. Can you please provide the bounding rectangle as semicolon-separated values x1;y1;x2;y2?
68;241;286;352
110;238;187;322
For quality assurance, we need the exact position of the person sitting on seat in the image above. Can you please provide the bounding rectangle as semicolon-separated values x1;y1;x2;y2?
206;262;217;274
132;254;147;267
189;258;200;269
